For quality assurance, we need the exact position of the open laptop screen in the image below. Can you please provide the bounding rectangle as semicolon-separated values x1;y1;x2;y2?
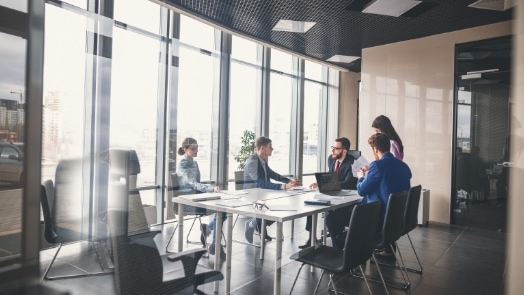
315;172;342;192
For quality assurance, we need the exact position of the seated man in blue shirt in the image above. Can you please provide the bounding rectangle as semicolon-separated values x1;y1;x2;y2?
326;132;411;250
243;136;299;243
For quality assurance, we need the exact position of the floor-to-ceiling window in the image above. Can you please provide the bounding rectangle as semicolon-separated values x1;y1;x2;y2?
228;36;261;181
269;49;295;176
175;15;220;182
0;0;27;263
302;60;326;185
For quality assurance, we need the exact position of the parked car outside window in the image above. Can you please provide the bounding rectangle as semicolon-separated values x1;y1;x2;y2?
0;142;24;186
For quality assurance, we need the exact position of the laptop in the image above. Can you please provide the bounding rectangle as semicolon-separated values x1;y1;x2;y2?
179;193;221;202
315;172;353;196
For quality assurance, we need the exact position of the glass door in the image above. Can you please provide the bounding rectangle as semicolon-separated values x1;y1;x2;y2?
452;36;511;231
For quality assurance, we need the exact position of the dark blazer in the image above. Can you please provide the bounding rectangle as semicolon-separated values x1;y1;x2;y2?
357;152;412;218
327;154;358;190
243;153;291;190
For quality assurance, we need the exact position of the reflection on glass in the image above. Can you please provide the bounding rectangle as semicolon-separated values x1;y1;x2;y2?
110;27;161;201
0;26;25;259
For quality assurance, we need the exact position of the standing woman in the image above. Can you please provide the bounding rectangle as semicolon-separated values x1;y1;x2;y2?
177;137;226;259
372;115;404;160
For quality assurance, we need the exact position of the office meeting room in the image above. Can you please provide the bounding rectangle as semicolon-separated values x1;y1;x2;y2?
1;0;524;295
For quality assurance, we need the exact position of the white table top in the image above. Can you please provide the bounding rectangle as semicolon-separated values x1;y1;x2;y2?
172;187;363;222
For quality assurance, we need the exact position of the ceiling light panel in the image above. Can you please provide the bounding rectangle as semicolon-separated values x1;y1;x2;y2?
363;0;422;17
326;55;361;63
272;20;317;33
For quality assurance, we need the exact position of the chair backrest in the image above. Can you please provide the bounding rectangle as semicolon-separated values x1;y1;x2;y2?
379;190;409;246
40;180;58;243
53;159;87;242
234;170;245;190
342;201;382;269
168;172;198;218
347;150;361;160
108;210;165;295
403;185;422;235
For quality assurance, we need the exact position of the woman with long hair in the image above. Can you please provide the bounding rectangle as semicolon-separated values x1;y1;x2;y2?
371;115;404;160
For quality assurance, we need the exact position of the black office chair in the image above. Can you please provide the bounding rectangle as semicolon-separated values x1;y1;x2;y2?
372;185;423;274
165;172;211;253
367;190;411;290
402;185;423;273
289;201;388;295
347;150;361;159
108;209;223;295
40;179;112;281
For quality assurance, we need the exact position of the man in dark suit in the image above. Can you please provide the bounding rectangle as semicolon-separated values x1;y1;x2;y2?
327;132;412;250
243;136;299;243
299;137;359;249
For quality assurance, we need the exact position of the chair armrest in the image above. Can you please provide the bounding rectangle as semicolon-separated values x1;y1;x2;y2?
167;248;207;262
167;248;207;278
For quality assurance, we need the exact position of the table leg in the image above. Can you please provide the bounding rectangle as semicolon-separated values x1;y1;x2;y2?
310;214;317;273
291;220;294;239
177;203;184;252
323;212;328;245
260;219;266;260
274;222;282;295
214;212;223;292
225;213;233;294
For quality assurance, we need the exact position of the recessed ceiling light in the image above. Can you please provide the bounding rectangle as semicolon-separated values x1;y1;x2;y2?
326;55;361;63
272;20;317;33
363;0;422;17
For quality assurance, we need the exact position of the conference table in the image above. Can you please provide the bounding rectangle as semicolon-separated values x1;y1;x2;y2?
172;188;362;295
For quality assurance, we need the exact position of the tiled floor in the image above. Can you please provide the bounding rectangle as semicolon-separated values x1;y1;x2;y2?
40;216;506;295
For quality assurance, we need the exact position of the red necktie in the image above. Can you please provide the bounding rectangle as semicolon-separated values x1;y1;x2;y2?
335;161;341;173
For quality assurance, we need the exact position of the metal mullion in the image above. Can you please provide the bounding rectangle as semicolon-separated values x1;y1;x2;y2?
259;47;270;136
291;58;304;180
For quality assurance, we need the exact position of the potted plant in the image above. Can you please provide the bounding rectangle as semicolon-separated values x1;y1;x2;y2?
233;130;255;189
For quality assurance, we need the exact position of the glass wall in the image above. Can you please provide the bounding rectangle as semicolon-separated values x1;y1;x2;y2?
0;0;343;281
228;36;260;180
0;12;26;262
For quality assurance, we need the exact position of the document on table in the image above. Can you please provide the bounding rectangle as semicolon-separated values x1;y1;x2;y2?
267;204;297;211
352;155;370;177
179;193;221;202
289;186;316;192
215;199;252;207
314;193;345;200
221;190;248;195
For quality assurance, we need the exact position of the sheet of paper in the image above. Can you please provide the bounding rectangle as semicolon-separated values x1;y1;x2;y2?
352;155;370;177
221;190;248;195
289;186;315;192
268;204;297;211
215;199;252;208
314;193;345;200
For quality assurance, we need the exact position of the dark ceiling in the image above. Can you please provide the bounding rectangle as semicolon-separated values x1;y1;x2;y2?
154;0;512;72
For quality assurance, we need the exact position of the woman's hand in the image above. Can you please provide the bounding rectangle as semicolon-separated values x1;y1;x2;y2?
213;186;220;192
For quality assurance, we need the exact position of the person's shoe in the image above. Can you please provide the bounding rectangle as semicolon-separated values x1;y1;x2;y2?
208;243;227;260
255;226;273;241
376;250;396;260
200;223;210;247
298;239;311;249
244;220;254;243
